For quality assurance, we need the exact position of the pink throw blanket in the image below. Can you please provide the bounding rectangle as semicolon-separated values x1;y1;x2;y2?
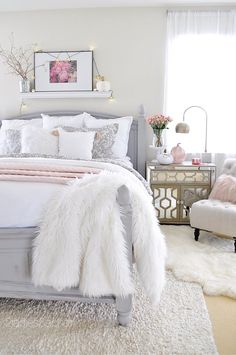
0;162;101;184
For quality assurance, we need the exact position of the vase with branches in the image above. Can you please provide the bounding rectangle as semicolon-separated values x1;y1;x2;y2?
0;35;36;92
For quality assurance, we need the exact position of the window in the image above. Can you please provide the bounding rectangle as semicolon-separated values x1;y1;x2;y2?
165;11;236;153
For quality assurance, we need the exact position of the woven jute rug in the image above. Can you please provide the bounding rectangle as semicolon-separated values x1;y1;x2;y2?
0;272;217;354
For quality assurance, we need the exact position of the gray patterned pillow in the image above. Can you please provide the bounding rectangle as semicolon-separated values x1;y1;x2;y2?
57;124;119;159
0;129;21;155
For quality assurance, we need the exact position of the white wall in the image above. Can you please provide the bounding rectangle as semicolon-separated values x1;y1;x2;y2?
0;8;167;159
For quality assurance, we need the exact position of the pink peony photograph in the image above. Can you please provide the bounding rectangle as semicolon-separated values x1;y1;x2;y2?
49;60;77;83
34;51;92;91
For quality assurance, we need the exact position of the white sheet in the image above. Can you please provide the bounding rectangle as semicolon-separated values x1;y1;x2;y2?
0;157;139;228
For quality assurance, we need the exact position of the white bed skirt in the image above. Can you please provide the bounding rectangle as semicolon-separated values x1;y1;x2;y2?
0;181;62;227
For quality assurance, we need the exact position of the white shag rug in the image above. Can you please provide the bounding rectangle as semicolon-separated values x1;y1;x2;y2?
0;272;217;355
163;225;236;299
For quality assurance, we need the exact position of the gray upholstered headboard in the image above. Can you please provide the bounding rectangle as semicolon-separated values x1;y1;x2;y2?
1;107;146;176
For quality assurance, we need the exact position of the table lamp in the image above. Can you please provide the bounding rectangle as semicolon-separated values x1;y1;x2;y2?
175;105;208;153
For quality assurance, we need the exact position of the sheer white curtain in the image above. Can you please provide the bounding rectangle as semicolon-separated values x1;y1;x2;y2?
164;10;236;173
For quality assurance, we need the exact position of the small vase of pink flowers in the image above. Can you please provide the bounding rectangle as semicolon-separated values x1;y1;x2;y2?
146;114;173;148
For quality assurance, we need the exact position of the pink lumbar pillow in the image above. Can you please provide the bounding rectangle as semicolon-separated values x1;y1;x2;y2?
209;174;236;203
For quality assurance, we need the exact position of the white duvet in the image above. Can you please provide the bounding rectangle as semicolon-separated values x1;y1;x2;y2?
0;157;142;228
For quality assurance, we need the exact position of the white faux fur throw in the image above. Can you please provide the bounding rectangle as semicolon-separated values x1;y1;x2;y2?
32;171;166;304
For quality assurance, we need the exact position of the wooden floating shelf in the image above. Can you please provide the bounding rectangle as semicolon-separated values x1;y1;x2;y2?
20;91;113;99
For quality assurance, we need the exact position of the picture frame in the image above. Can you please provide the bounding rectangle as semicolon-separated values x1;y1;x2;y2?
34;51;93;92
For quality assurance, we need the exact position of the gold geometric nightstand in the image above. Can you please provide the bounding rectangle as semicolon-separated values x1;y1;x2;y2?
146;161;216;224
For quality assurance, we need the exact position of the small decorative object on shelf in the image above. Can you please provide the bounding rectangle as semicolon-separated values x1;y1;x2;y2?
171;143;186;163
0;34;33;93
96;75;111;92
146;113;173;148
93;56;111;92
19;80;30;93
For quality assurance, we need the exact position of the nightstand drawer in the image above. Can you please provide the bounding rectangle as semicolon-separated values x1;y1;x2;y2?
150;170;211;184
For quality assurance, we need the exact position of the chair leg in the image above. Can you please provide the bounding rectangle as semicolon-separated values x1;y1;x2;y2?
194;228;200;241
234;238;236;253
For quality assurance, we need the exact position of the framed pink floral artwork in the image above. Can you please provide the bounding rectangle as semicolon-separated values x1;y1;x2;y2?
34;51;93;92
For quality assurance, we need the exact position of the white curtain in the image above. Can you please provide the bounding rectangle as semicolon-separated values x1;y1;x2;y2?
164;10;236;174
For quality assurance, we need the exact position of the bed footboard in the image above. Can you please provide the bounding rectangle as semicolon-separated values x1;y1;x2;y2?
0;184;133;326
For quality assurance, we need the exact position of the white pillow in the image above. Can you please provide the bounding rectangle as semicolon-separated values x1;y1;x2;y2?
42;114;85;129
21;126;58;156
83;113;133;159
58;128;95;160
0;118;43;155
1;118;42;131
0;129;21;155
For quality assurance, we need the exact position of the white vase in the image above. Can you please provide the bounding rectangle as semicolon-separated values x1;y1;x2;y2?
96;80;111;92
19;80;30;93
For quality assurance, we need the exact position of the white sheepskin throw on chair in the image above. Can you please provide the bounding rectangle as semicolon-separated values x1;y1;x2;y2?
32;171;166;305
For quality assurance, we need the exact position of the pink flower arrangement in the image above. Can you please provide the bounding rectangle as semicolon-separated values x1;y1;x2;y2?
146;114;173;131
50;60;77;83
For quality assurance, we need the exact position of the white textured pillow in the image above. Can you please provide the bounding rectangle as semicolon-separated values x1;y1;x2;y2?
42;114;85;129
58;128;95;160
21;126;58;156
0;129;21;155
84;113;133;158
0;118;43;155
59;124;119;159
0;118;42;131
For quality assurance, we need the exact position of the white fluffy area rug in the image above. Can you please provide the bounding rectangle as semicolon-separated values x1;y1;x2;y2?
162;225;236;299
0;272;217;355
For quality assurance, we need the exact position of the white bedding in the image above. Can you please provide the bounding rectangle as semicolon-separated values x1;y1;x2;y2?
0;157;139;228
0;181;61;227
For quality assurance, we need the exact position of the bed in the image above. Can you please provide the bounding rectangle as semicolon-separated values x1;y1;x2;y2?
0;107;164;326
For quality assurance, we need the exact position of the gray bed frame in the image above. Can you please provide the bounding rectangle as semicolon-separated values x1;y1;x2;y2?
0;106;146;326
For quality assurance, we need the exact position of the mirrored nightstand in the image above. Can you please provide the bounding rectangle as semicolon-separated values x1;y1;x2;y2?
146;161;216;224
